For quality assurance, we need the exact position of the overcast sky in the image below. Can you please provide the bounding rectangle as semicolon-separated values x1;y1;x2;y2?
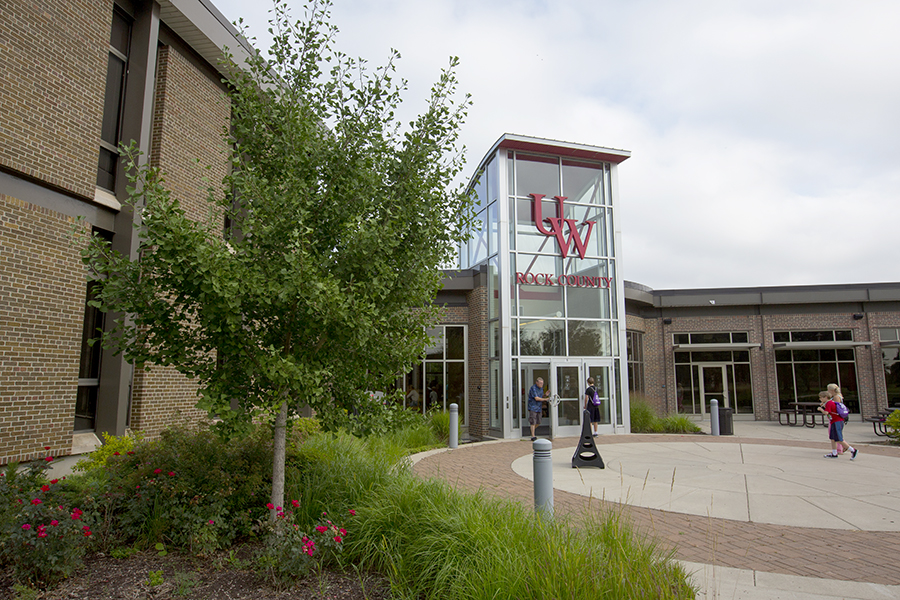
214;0;900;290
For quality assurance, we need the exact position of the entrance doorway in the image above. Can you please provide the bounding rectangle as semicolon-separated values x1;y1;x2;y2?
519;360;616;437
699;364;730;415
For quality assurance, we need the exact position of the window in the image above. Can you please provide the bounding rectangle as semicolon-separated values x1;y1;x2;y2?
76;228;113;430
399;326;467;423
774;330;858;412
879;328;900;406
673;349;753;415
674;332;748;345
97;8;132;191
626;331;644;394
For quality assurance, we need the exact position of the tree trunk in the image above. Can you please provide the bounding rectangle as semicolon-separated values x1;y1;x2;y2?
270;399;288;524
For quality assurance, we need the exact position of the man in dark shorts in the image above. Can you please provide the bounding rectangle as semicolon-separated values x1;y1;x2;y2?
527;377;549;441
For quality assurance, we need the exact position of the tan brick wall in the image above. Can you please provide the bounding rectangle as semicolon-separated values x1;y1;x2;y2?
129;44;231;437
0;195;87;464
150;45;230;223
0;0;109;199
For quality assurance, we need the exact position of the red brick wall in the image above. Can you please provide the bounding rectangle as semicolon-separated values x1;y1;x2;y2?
0;195;87;464
464;286;489;438
129;44;231;437
634;311;899;420
0;0;109;200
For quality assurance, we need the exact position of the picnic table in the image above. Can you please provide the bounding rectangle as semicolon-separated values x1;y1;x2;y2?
863;408;899;437
776;402;828;428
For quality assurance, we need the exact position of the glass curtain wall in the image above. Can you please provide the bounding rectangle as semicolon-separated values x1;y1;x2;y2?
672;332;754;415
774;330;859;413
879;328;900;406
398;325;467;423
507;151;621;423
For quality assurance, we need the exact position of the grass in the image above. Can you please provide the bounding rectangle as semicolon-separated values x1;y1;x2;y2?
3;420;696;598
346;472;695;599
630;396;702;434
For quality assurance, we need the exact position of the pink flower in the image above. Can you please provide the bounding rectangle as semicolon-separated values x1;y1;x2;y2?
168;472;175;477
316;525;327;533
348;509;356;516
266;503;275;510
37;531;47;538
208;519;214;525
50;520;59;527
41;485;50;492
44;446;51;450
31;498;42;505
44;456;53;462
291;500;300;508
71;508;83;520
276;506;282;512
113;452;120;456
50;479;58;485
21;524;31;530
334;535;342;543
153;468;162;474
127;451;135;455
339;528;347;536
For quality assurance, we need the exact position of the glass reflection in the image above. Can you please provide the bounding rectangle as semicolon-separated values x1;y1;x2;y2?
517;197;559;254
568;320;613;356
562;160;602;204
515;154;559;197
425;328;443;359
518;284;564;318
519;319;565;356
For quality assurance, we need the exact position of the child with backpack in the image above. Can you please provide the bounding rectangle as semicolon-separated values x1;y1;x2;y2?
818;384;858;460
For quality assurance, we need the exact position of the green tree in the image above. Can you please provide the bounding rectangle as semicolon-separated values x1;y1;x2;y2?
77;0;472;515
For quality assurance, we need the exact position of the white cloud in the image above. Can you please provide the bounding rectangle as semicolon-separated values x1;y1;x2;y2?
215;0;900;289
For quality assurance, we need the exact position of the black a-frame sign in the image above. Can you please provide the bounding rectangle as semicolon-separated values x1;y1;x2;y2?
572;409;605;469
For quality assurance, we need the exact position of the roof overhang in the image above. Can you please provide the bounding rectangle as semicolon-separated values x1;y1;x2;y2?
494;134;631;165
673;343;761;351
772;341;873;349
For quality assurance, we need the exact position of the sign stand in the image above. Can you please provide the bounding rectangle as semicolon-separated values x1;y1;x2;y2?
571;410;605;469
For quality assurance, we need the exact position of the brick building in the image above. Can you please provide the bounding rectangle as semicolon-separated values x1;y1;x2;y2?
3;0;898;460
623;281;900;422
423;136;900;440
0;0;251;464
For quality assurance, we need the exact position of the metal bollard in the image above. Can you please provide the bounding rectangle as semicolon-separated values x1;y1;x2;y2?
449;403;458;449
533;438;554;519
710;398;720;436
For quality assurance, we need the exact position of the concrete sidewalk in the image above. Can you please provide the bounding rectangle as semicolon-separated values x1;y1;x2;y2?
412;420;900;599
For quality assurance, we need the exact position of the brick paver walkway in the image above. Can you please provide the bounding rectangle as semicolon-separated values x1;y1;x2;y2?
412;435;900;586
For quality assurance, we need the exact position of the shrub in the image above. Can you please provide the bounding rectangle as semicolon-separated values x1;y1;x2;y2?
0;457;92;587
885;410;900;443
100;423;275;551
255;503;350;587
659;414;703;434
73;430;143;473
630;396;662;433
630;396;700;434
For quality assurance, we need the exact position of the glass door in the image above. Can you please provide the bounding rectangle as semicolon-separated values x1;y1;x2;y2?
520;363;550;436
553;362;582;432
585;360;616;434
699;364;730;415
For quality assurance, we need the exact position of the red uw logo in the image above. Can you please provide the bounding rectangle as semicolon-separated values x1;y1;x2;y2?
530;193;595;260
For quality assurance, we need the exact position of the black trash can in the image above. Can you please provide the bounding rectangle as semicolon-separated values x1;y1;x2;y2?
718;407;734;436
